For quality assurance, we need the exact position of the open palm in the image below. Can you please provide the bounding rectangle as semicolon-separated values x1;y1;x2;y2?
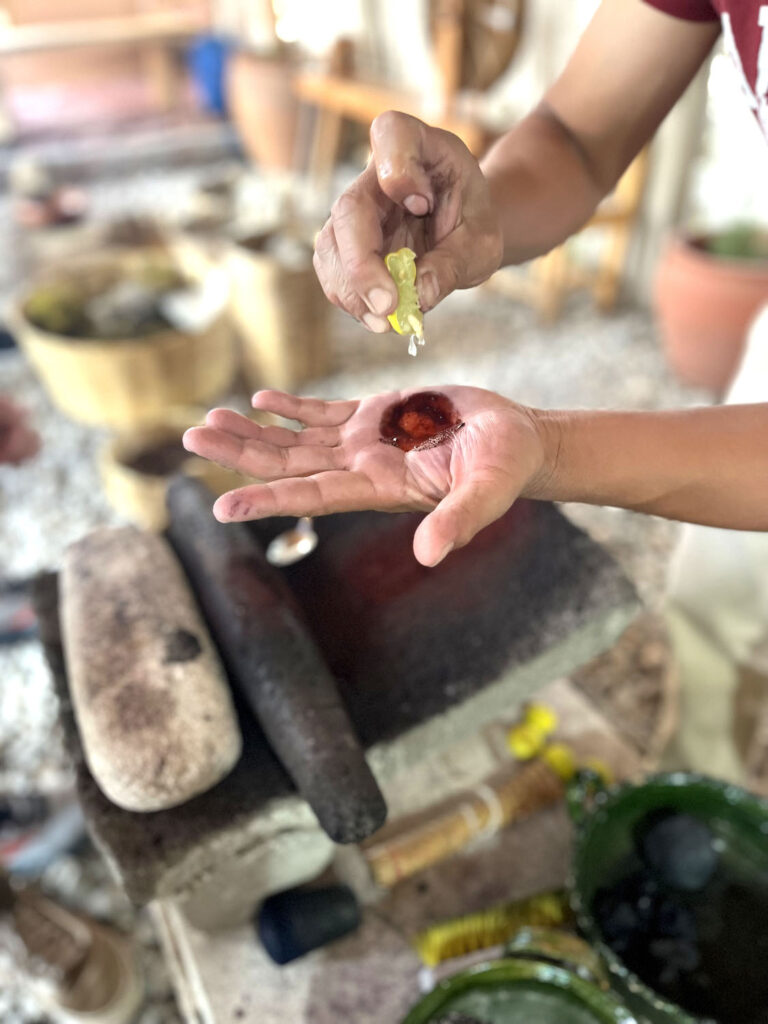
183;386;547;567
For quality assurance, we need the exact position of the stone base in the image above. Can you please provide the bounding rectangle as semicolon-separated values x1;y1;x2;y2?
36;503;639;928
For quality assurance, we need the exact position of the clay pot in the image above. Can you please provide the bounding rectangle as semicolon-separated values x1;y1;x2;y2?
654;233;768;394
226;49;301;171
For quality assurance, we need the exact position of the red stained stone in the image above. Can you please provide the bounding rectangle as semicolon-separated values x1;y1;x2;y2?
379;392;463;452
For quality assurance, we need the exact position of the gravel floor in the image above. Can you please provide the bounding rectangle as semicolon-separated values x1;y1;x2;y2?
0;167;713;1023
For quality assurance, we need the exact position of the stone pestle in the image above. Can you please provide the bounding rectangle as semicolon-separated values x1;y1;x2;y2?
60;527;243;812
165;477;388;844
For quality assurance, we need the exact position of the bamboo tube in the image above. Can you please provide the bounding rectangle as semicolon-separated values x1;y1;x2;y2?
363;759;565;888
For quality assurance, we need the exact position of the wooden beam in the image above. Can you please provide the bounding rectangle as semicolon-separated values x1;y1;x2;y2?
0;11;206;56
294;71;489;155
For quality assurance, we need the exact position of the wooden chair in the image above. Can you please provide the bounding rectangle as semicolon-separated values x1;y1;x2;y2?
293;0;524;179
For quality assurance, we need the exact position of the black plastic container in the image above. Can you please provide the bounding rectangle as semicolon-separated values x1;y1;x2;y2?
256;884;361;965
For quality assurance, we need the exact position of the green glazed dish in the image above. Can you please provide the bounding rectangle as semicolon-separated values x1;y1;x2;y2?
401;956;638;1024
567;771;768;1024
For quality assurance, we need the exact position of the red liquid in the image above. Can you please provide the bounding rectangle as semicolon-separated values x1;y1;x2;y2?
379;392;463;453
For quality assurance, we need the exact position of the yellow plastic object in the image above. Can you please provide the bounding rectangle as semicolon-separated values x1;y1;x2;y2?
384;247;423;338
540;743;577;782
507;703;559;760
526;705;558;734
413;892;569;967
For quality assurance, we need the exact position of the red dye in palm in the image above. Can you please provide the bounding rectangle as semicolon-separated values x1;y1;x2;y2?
379;392;463;453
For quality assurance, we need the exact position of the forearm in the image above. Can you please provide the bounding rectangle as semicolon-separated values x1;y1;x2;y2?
528;404;768;531
479;0;719;268
481;104;606;266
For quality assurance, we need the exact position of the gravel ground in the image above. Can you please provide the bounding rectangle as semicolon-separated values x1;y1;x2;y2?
0;167;713;1023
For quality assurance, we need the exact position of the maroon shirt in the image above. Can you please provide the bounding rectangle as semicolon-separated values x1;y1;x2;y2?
644;0;768;138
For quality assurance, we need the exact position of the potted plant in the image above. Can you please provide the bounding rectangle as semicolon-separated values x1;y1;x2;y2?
654;224;768;394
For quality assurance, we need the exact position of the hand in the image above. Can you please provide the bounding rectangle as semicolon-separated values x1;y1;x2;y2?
0;398;40;466
313;111;503;333
183;386;550;567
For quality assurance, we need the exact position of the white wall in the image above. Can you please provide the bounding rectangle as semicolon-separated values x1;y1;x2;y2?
690;47;768;230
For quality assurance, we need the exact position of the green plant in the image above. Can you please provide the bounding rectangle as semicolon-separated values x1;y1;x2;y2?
702;224;768;261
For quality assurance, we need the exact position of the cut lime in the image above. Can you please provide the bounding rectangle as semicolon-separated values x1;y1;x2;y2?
385;247;423;339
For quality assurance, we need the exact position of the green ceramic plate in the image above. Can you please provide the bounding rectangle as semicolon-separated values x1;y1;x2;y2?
401;958;638;1024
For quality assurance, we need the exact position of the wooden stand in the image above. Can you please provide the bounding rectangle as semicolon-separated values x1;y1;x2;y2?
293;0;522;182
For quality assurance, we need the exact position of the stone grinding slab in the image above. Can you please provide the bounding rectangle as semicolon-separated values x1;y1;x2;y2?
249;502;640;775
35;500;639;912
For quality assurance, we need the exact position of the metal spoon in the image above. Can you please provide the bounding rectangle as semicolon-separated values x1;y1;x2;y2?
265;517;319;567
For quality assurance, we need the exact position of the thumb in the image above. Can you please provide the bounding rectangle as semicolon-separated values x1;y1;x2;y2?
412;468;521;568
370;111;435;215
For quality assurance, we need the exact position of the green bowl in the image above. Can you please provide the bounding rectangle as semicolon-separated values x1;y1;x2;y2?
567;771;768;1024
401;956;638;1023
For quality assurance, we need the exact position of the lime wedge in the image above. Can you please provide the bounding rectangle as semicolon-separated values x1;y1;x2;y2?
384;247;423;338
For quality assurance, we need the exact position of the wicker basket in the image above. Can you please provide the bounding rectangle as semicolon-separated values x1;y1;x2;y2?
101;410;248;531
10;243;236;433
227;231;330;392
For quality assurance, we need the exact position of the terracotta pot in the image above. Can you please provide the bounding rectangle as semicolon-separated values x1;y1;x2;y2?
654;233;768;394
226;50;300;171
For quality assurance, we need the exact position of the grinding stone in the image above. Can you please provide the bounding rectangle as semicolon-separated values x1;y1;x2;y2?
59;526;242;812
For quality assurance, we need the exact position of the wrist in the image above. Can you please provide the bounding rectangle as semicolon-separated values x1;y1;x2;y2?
521;409;566;501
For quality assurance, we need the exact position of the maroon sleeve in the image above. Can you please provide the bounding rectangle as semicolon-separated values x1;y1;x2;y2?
643;0;719;21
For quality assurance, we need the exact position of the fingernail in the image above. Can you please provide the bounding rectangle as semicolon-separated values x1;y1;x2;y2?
366;287;394;316
404;193;430;216
361;312;390;333
431;542;454;567
418;270;439;310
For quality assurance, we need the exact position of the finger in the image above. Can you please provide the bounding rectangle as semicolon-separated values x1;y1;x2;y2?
370;111;435;213
184;427;342;478
313;222;371;321
213;471;381;521
412;468;521;568
329;164;397;319
415;223;483;311
204;408;340;447
251;390;358;428
204;408;263;438
417;218;501;313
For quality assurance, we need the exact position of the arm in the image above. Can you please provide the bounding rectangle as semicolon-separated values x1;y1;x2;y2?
482;0;720;264
313;0;720;327
184;389;768;569
532;404;768;531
